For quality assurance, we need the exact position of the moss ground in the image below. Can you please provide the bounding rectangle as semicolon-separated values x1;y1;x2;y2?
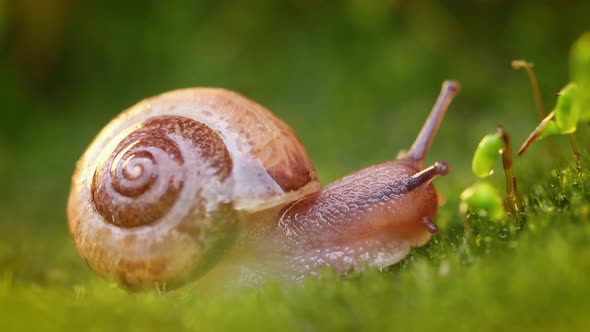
2;145;590;331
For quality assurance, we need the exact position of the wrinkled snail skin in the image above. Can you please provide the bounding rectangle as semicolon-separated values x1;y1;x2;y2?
276;160;448;276
68;81;460;289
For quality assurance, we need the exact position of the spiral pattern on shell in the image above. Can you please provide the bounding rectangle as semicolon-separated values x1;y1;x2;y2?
91;116;232;228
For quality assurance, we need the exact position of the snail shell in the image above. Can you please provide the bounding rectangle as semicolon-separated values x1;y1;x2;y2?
67;88;320;288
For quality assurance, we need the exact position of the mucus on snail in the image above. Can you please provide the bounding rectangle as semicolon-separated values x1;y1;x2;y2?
67;81;460;289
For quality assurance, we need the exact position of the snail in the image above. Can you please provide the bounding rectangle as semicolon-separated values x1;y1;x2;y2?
67;80;460;289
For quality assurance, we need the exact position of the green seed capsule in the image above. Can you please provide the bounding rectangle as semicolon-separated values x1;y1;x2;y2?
538;120;563;140
472;133;504;178
571;32;590;87
460;181;506;220
554;83;579;134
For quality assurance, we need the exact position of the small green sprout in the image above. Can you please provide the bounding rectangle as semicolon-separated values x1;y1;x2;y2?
460;181;506;220
464;126;523;221
554;83;581;134
516;32;590;171
518;83;582;148
472;132;504;178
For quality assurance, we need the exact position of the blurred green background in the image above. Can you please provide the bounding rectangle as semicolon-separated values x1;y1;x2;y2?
2;0;589;233
1;0;590;331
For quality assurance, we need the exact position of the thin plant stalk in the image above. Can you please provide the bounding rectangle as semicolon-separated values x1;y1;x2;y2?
512;60;546;119
512;60;582;172
517;111;556;156
569;133;582;172
497;126;524;219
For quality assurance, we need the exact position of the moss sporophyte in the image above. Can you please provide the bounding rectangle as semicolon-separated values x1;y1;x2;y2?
460;32;589;243
517;33;590;172
461;126;524;235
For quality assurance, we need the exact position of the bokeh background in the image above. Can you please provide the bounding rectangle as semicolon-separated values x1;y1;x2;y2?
1;0;589;330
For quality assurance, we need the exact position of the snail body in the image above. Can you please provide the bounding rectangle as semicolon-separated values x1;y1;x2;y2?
68;81;460;289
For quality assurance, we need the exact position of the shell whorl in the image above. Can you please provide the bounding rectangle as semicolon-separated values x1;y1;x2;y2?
70;115;238;288
91;116;232;228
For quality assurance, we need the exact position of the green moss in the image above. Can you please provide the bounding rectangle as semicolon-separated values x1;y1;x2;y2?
1;159;590;331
